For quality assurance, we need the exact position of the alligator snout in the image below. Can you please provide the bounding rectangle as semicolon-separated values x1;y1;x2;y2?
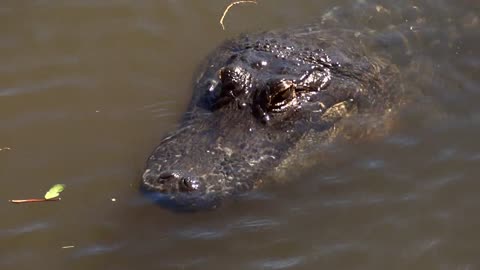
161;170;205;193
142;169;205;194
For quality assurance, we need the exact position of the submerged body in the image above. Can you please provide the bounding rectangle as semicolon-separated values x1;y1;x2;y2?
140;3;438;210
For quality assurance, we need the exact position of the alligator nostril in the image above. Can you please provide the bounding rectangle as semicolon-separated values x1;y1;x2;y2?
179;178;192;192
155;171;201;193
159;171;180;180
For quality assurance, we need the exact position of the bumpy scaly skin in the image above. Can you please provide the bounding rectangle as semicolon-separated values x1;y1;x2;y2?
141;26;401;210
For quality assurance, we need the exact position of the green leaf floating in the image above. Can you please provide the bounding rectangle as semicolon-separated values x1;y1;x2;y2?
44;184;66;200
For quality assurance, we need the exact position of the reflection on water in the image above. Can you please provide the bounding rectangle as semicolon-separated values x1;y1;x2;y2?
0;0;479;269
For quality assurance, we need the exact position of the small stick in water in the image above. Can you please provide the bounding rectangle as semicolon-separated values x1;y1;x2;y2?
9;184;65;204
220;0;257;30
9;198;61;204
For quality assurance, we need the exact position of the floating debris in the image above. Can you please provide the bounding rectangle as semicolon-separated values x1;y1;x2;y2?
220;0;257;30
44;184;66;200
9;198;61;203
9;184;65;204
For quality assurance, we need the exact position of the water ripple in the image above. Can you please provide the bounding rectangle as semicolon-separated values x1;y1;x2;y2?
230;218;281;231
385;135;420;147
177;228;226;240
313;242;367;256
253;256;305;269
0;77;93;97
73;243;123;258
0;221;50;238
357;159;386;170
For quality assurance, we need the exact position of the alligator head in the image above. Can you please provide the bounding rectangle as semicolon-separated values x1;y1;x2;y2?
141;29;399;210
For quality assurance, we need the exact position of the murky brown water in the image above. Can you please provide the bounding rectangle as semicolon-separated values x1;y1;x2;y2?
1;1;479;269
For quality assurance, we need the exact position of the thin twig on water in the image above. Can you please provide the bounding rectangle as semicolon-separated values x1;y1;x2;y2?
9;198;61;204
220;0;257;30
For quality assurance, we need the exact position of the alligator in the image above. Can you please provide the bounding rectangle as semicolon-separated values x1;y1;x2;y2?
140;2;452;210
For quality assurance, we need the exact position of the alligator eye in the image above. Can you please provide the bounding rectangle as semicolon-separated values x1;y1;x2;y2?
297;69;332;91
263;79;297;112
212;66;252;109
